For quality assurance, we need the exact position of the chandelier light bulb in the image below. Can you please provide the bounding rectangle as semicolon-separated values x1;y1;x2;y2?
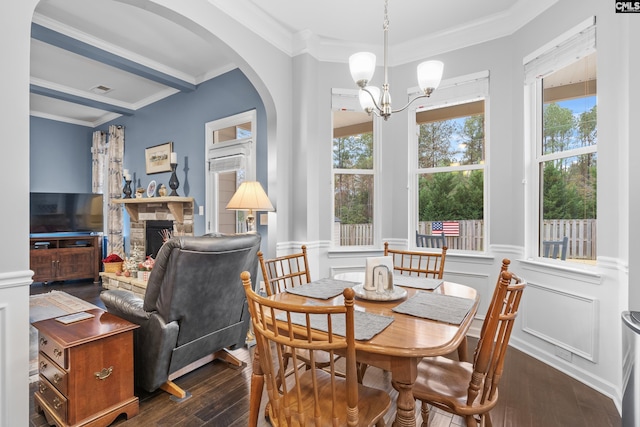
359;86;381;112
349;52;376;87
417;60;444;95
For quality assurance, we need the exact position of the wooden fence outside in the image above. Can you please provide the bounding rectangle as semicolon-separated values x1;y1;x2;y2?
337;219;597;260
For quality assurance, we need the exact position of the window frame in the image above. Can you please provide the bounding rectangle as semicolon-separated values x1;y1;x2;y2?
408;72;490;252
523;18;597;265
331;89;381;249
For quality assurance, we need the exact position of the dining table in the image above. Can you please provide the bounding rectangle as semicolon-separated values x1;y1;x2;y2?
247;272;479;427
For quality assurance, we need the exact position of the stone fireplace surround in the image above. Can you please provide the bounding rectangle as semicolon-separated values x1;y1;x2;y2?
112;197;195;257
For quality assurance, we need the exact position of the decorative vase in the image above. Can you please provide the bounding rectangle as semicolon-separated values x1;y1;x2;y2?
138;271;150;281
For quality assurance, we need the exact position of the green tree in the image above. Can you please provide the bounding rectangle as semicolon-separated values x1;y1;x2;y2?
543;103;574;154
451;170;484;219
418;120;459;168
460;115;484;165
333;132;374;224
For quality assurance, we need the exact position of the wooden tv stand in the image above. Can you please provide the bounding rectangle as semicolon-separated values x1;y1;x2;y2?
30;235;101;284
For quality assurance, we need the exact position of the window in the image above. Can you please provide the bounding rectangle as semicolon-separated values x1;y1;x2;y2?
525;19;597;263
332;90;378;247
204;110;256;233
410;72;489;252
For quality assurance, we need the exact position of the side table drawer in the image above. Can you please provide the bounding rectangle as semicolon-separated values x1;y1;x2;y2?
39;352;68;396
37;376;68;422
39;333;67;369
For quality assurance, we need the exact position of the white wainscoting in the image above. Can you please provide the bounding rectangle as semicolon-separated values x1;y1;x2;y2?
0;302;7;427
522;281;599;362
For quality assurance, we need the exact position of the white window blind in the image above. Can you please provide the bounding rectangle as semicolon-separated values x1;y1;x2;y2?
209;154;244;173
408;71;489;111
331;88;361;111
524;17;596;84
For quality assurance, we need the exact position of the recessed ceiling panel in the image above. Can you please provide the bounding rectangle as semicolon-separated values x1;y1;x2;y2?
30;39;171;105
30;93;113;125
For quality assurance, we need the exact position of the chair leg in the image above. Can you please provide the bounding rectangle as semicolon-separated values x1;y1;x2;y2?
457;336;469;362
420;402;430;427
357;362;369;383
464;415;478;427
159;380;187;399
484;412;492;427
214;348;243;367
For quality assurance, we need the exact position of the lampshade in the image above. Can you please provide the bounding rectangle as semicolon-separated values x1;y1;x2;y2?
226;181;274;212
417;60;444;93
349;52;376;86
359;86;381;111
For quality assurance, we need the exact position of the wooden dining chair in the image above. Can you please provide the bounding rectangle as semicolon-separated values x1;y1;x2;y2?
258;246;343;380
258;245;311;296
402;269;526;427
383;242;447;279
357;243;455;380
241;271;392;427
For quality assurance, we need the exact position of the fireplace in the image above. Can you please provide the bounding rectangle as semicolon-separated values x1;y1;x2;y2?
145;220;173;258
113;197;195;258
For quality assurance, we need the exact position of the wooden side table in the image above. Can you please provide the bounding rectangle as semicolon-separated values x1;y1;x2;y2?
32;308;139;427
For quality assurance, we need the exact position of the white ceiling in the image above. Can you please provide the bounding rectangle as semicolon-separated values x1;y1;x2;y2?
30;0;558;127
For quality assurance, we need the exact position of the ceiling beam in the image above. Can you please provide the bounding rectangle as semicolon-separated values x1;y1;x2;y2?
31;23;196;92
30;84;135;116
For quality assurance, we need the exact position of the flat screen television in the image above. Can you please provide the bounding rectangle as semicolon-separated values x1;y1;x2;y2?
30;192;104;236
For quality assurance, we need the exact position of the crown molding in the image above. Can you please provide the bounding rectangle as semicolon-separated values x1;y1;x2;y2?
212;0;558;66
207;0;293;56
29;110;96;128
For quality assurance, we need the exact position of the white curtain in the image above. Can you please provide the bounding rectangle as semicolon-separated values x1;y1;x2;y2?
91;131;107;193
107;125;125;256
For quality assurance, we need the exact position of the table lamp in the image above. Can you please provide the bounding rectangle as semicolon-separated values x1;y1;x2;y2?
226;181;274;233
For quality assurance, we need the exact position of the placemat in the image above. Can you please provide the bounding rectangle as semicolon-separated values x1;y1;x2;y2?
284;278;358;300
277;310;394;341
392;291;475;325
394;275;443;290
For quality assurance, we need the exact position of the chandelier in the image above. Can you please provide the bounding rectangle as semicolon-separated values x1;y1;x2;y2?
348;0;444;120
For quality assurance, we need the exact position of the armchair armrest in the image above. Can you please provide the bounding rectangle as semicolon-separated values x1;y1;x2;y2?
100;289;151;325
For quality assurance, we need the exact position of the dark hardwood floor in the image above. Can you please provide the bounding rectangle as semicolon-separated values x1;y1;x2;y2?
29;280;621;427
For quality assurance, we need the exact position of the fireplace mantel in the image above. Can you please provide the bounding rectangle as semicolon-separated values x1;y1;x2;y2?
112;197;194;223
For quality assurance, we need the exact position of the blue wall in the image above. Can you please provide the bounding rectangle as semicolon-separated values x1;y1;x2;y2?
30;117;93;193
31;68;267;237
97;68;267;235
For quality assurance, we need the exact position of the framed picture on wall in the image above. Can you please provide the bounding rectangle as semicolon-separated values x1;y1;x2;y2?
145;142;173;174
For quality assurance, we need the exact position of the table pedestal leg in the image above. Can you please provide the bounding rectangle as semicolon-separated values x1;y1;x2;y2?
249;345;264;427
393;381;417;427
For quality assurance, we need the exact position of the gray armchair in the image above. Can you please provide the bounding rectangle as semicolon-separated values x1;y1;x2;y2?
100;233;260;399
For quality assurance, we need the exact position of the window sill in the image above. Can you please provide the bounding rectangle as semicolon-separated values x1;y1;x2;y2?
518;258;601;285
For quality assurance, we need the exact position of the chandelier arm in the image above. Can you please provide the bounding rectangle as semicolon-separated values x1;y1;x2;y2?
361;87;384;114
390;93;430;114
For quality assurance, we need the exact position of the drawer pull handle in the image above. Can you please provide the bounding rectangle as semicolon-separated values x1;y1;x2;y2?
39;383;47;394
39;361;47;371
39;337;48;346
95;366;113;380
53;374;61;384
52;397;62;410
53;348;62;358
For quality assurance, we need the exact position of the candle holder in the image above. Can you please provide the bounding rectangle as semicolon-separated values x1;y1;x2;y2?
123;179;132;199
168;163;180;196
